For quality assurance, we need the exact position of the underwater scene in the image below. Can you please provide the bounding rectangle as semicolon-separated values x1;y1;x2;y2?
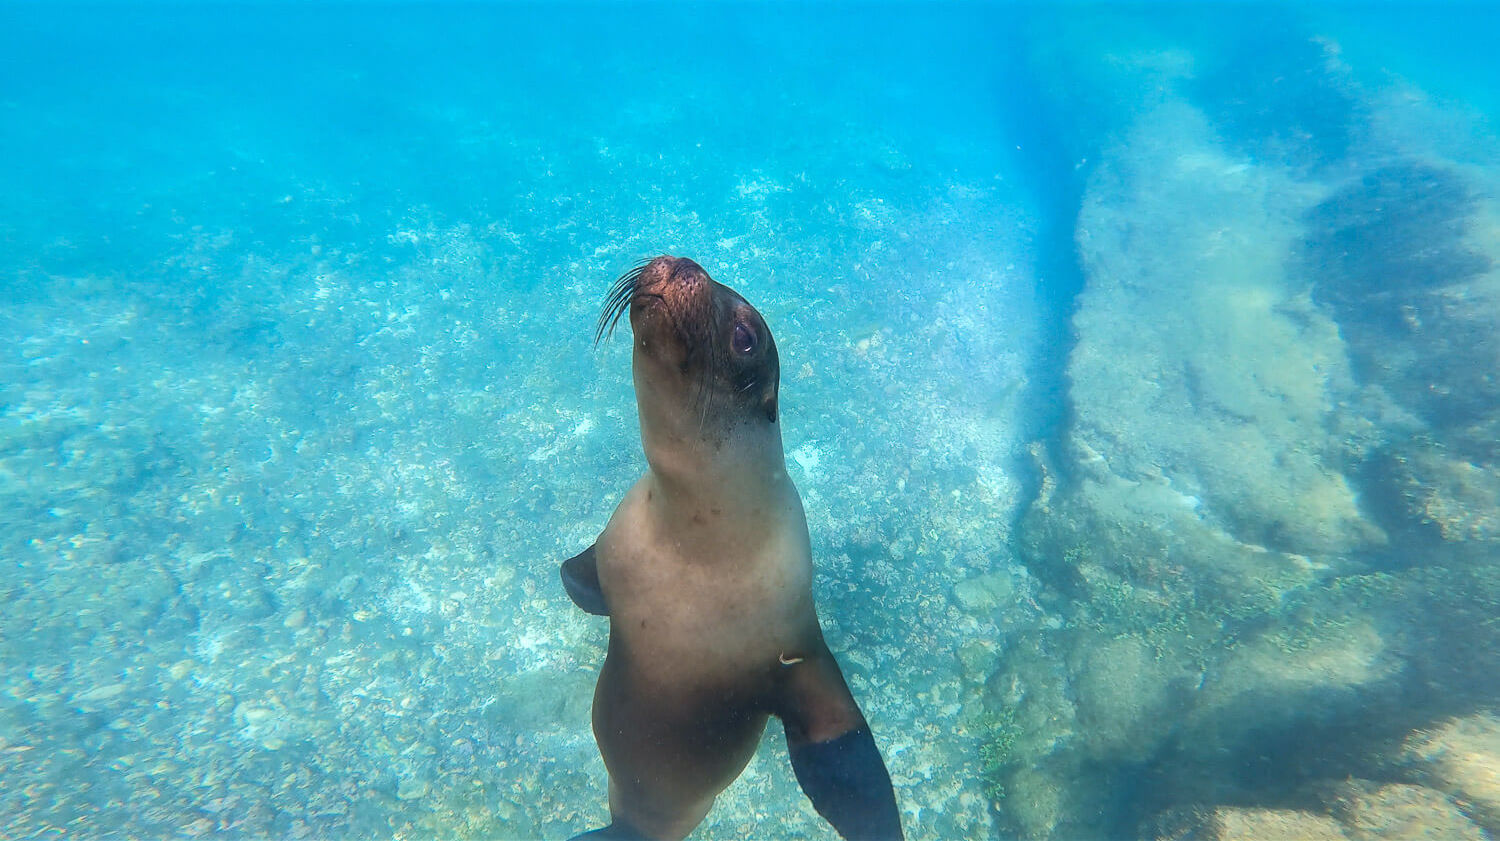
4;2;1500;839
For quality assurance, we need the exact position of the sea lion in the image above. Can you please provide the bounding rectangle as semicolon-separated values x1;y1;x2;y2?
560;256;902;841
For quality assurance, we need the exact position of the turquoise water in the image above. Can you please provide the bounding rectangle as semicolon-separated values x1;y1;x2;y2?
4;3;1500;839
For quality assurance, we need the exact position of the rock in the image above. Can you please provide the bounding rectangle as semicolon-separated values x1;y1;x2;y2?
1003;83;1485;841
1402;713;1500;833
396;777;430;801
953;572;1014;613
1070;635;1185;762
1301;162;1499;458
1063;103;1379;565
1217;808;1348;841
1336;782;1484;841
1387;449;1500;546
956;639;998;681
1142;806;1348;841
1177;615;1397;755
74;683;127;705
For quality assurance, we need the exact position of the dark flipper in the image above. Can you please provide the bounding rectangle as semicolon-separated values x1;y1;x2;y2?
775;642;903;840
789;725;902;841
561;544;609;616
568;818;647;841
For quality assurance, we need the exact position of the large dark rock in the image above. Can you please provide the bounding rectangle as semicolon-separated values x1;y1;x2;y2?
999;74;1500;841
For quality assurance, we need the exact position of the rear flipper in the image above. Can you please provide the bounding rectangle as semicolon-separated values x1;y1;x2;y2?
561;544;609;616
568;818;646;841
790;725;902;841
777;645;903;840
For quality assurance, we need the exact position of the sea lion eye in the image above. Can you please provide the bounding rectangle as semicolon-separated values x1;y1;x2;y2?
732;322;757;355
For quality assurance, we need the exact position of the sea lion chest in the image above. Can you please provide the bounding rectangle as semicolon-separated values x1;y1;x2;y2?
595;476;815;692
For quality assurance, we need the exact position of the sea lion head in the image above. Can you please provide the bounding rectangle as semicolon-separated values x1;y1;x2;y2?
598;255;780;432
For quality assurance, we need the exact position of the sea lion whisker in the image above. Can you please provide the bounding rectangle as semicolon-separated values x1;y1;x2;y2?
594;259;654;344
696;369;714;433
595;289;635;343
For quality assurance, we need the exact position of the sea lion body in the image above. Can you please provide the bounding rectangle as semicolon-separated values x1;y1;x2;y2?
590;475;813;836
562;256;901;841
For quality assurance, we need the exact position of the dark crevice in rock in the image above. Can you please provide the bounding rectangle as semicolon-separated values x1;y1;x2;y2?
982;10;1097;547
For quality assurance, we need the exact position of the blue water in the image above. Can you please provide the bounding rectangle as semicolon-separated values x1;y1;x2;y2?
4;3;1500;840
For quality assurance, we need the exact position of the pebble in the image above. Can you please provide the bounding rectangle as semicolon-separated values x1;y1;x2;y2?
240;705;272;724
396;777;430;801
75;683;126;703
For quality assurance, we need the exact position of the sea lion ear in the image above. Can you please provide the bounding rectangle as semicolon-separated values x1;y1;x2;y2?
763;388;778;423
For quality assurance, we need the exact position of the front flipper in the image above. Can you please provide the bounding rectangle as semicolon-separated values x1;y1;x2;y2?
561;544;609;616
777;646;903;841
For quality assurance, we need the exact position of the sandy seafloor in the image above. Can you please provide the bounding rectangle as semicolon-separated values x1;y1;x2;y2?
3;4;1500;841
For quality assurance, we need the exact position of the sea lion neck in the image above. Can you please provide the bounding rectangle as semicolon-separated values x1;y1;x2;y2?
634;385;790;512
